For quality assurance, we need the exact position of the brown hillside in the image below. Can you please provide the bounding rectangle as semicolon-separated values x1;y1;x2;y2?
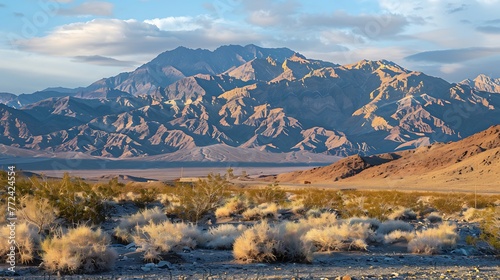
277;125;500;192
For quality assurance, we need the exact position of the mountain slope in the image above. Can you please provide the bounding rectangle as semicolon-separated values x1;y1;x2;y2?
276;125;500;191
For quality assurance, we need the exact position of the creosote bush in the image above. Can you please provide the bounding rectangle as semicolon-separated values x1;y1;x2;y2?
28;174;107;225
42;226;117;273
168;173;229;222
18;195;58;234
478;207;500;251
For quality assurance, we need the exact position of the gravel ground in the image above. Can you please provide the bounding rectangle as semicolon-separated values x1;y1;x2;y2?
2;248;499;279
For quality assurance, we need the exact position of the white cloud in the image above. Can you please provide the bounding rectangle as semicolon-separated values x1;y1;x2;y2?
13;17;263;59
145;16;204;31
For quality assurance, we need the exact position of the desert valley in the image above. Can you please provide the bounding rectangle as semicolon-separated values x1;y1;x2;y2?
0;43;499;279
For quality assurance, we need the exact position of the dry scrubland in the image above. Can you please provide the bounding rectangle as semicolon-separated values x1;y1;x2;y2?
0;171;499;279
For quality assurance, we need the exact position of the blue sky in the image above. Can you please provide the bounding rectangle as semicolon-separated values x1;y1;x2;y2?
1;0;500;94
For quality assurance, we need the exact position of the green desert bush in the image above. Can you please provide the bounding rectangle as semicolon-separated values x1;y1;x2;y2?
113;207;168;243
0;222;40;264
42;226;117;273
478;207;500;251
134;188;160;208
30;174;107;225
298;189;344;211
233;221;312;264
132;220;200;262
168;173;229;222
245;183;287;205
408;223;458;254
430;196;464;215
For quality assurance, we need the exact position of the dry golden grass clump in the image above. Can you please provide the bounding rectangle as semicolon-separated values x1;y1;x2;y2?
201;224;247;250
303;222;372;252
233;221;312;264
215;197;247;218
0;222;40;264
132;220;200;262
408;223;458;254
241;203;279;221
113;207;168;243
42;226;117;273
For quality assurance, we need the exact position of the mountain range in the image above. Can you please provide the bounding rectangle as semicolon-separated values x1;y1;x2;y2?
1;44;500;163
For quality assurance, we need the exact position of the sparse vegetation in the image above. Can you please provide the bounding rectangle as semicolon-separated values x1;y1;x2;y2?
1;170;498;273
132;220;200;262
0;222;40;264
167;173;229;222
233;221;312;263
41;226;117;273
408;223;458;254
113;207;168;243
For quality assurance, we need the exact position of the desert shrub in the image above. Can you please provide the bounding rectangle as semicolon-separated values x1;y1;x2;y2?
303;222;372;252
431;196;463;215
478;207;500;251
233;221;312;263
241;203;279;221
246;183;287;205
42;226;117;273
408;223;458;254
93;178;122;200
132;220;200;262
462;208;478;222
134;188;160;208
388;207;417;221
114;207;167;243
297;189;344;210
463;194;497;209
426;212;443;223
18;195;58;234
168;173;229;222
201;224;247;249
30;174;107;225
0;222;40;264
215;196;247;218
302;212;338;228
342;196;368;218
376;220;414;235
290;200;307;216
384;230;416;244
